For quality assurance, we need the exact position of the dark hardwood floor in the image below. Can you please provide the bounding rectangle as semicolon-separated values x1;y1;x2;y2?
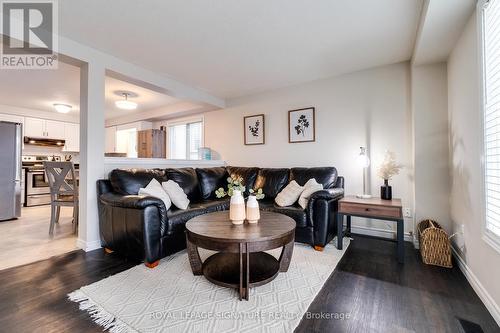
0;235;497;333
296;235;499;333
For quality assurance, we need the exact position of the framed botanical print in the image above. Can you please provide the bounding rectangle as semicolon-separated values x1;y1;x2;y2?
244;114;265;145
288;107;315;143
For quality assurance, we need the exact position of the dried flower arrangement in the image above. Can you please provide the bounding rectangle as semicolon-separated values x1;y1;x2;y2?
377;151;402;181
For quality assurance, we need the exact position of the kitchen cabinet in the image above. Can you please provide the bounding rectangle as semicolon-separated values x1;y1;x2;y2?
105;126;117;153
25;117;65;139
63;122;79;152
45;120;65;139
24;117;45;137
137;129;166;158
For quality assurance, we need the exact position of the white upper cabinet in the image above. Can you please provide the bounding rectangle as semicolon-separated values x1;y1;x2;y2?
24;117;45;137
45;120;65;139
63;122;79;152
25;117;65;139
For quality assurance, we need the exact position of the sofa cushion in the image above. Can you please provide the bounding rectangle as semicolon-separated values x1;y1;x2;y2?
290;167;338;188
259;201;309;227
200;198;231;212
109;168;167;195
165;199;230;234
226;166;259;195
166;203;207;234
165;168;201;202
254;168;289;199
196;167;229;200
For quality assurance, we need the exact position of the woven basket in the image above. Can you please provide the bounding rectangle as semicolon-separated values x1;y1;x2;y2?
417;219;452;268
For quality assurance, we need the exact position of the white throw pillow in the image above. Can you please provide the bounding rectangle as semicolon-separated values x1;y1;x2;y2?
298;178;324;209
275;180;304;207
162;180;190;210
138;178;172;210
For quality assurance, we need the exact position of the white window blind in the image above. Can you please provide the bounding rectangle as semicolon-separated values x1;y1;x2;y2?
483;0;500;238
167;120;203;160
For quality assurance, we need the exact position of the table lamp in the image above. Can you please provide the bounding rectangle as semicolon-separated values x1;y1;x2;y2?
356;146;372;199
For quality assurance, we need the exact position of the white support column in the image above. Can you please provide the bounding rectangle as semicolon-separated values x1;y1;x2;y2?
78;61;105;251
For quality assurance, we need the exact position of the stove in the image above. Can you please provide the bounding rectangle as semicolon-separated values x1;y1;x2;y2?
22;155;61;207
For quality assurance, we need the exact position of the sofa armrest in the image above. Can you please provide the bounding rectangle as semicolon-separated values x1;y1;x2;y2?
100;192;167;212
307;188;344;248
98;192;167;264
308;188;344;204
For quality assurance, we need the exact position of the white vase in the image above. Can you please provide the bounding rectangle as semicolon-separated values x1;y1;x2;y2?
229;190;246;225
246;195;260;224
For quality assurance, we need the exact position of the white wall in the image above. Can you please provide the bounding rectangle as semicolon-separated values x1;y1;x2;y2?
204;62;415;237
448;11;500;322
411;63;451;231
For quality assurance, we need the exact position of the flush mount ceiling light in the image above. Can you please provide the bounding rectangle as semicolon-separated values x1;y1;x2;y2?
115;92;138;110
53;103;72;114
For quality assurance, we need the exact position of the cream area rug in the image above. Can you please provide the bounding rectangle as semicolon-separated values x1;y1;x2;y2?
69;238;350;333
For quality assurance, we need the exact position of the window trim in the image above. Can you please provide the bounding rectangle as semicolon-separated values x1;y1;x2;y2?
478;0;500;254
165;116;204;160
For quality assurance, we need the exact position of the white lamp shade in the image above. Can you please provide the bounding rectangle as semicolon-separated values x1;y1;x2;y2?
357;147;370;168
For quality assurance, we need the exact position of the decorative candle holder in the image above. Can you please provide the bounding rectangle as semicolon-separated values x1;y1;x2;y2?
246;195;260;224
229;190;245;225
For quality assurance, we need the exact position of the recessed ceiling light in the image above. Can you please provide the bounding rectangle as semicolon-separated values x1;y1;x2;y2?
115;92;138;110
53;103;72;114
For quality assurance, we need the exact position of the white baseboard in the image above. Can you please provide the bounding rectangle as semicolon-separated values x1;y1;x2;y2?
77;238;102;252
451;245;500;326
350;225;414;242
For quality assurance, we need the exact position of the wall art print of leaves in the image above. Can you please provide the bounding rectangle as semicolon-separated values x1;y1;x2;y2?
289;107;315;143
244;114;265;145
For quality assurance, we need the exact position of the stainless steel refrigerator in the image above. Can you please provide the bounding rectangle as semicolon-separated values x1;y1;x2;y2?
0;121;22;221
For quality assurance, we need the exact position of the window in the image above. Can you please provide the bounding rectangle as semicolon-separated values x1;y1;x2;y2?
482;0;500;249
167;119;203;160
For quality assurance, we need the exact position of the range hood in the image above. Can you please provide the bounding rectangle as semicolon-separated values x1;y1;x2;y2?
24;136;65;147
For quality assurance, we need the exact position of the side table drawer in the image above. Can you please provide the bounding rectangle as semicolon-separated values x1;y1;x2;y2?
339;202;402;219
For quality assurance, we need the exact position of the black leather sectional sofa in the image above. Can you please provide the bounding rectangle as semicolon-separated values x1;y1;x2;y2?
97;166;344;266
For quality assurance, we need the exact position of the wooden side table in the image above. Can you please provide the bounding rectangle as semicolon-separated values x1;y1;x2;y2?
337;196;405;263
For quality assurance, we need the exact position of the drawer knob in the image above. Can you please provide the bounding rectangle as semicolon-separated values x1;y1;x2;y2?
365;208;371;211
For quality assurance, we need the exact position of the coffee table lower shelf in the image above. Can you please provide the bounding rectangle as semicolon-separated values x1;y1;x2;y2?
203;252;279;295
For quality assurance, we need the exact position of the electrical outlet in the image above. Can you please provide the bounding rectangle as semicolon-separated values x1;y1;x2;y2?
404;208;412;218
461;224;465;234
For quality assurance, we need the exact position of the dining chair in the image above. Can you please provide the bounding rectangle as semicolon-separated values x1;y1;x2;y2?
43;161;79;235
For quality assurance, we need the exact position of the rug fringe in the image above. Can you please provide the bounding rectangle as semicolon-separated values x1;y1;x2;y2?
68;290;136;333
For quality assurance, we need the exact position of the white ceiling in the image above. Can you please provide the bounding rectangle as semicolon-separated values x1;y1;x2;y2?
58;0;424;99
0;61;182;119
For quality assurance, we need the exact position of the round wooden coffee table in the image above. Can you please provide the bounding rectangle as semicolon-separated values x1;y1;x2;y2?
185;211;295;300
